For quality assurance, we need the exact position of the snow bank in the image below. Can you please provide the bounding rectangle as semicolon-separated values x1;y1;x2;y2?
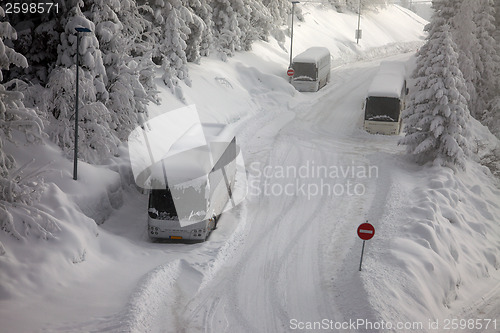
0;3;439;332
118;259;200;332
292;4;427;68
0;131;123;306
363;119;500;329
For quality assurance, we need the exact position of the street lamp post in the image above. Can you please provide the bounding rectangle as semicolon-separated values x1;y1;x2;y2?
289;1;300;83
73;26;91;181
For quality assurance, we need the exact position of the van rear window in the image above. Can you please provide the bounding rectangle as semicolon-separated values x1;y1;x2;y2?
365;97;400;122
293;62;317;81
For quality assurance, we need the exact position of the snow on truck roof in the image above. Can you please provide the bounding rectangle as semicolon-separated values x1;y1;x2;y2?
293;47;330;64
367;61;407;98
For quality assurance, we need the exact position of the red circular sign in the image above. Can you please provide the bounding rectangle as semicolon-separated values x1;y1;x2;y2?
287;68;295;77
357;222;375;240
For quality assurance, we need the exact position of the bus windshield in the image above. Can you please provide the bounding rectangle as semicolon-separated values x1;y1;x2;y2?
365;97;400;122
148;189;177;219
293;62;317;81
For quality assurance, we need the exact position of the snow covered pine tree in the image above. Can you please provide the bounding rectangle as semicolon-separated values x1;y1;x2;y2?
47;4;119;164
400;17;471;170
0;6;48;244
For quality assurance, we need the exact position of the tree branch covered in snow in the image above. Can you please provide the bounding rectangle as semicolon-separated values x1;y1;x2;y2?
0;9;51;243
401;0;500;169
3;0;392;112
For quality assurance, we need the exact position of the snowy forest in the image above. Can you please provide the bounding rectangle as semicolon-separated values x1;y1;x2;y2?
0;0;500;241
401;0;500;169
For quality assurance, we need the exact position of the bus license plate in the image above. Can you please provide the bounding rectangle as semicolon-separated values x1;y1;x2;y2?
170;236;182;240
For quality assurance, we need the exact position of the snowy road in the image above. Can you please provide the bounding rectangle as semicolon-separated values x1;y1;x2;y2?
12;5;500;333
64;51;499;333
162;55;412;333
25;45;498;333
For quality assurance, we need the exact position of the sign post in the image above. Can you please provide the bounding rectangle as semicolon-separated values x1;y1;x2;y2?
357;221;375;271
289;1;300;83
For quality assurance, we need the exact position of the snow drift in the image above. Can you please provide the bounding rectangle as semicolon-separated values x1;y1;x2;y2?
1;4;500;333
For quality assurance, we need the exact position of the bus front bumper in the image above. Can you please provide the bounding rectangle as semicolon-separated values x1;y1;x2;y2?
148;218;208;241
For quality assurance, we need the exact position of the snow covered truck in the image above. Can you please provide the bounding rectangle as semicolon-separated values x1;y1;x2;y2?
291;47;331;92
146;124;237;242
363;61;408;135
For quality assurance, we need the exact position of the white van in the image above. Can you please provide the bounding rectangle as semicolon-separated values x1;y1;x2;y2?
147;124;237;242
363;61;408;135
291;47;331;92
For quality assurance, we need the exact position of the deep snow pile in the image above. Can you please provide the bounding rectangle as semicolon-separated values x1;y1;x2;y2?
1;3;499;333
363;121;500;328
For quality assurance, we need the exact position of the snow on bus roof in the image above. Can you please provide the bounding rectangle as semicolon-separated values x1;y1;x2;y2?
367;61;406;98
293;47;330;64
147;123;235;187
169;123;233;155
148;145;213;187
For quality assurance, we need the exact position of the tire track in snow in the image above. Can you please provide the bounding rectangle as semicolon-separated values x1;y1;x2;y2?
161;53;416;333
281;117;384;332
176;119;302;333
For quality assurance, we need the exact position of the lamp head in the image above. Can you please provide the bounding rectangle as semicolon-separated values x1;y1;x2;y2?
75;27;91;33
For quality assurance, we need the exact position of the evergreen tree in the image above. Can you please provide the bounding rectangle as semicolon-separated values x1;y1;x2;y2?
134;0;163;63
47;3;119;163
156;0;192;102
474;0;500;119
212;0;242;60
263;0;289;25
0;7;46;240
46;66;119;164
2;0;69;85
0;6;44;172
417;0;461;62
86;0;123;83
115;0;155;58
400;23;471;170
484;97;500;138
187;0;213;59
231;0;253;51
86;0;156;140
115;0;159;111
185;0;211;63
262;0;289;46
246;0;274;44
453;0;481;119
493;0;500;43
56;4;108;101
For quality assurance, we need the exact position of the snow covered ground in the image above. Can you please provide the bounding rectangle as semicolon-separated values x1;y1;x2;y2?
2;4;500;333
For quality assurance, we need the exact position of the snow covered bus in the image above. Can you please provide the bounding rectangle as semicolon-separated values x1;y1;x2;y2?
146;124;237;242
363;61;408;135
291;47;331;92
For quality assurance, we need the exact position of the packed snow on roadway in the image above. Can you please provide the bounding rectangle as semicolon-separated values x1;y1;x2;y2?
1;4;500;333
